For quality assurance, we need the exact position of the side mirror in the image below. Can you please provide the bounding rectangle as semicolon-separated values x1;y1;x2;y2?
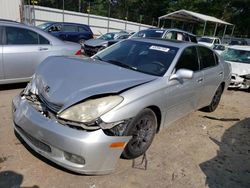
169;69;194;81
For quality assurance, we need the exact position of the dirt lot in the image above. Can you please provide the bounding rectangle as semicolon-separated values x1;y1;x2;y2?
0;84;250;188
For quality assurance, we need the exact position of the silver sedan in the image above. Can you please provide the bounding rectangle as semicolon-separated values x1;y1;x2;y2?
0;20;81;84
12;38;231;174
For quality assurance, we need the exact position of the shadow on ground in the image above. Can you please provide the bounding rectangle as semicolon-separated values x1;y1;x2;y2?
200;118;250;188
0;170;38;188
0;83;27;91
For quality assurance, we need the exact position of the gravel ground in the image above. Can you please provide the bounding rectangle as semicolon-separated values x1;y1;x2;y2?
0;84;249;188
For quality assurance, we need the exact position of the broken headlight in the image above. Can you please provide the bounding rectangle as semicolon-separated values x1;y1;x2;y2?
58;96;123;124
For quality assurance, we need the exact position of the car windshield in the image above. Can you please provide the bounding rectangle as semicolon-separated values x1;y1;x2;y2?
222;48;250;64
98;33;116;40
93;40;178;76
199;38;213;43
37;23;51;30
132;30;165;38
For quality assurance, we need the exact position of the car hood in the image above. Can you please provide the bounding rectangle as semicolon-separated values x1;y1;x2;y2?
84;39;108;47
226;61;250;76
35;56;156;110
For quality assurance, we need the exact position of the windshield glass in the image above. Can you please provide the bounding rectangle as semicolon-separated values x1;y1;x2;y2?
93;40;178;76
37;23;51;30
131;30;165;38
222;48;250;64
98;33;116;40
199;37;213;43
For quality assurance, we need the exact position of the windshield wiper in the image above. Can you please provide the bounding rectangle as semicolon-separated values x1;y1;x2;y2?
106;59;137;71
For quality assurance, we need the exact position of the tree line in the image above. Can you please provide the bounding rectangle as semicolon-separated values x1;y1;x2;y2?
25;0;250;37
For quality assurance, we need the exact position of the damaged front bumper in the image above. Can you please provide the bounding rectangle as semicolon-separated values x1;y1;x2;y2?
229;73;250;89
12;95;131;175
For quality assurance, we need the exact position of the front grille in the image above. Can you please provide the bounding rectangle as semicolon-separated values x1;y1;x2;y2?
39;94;62;113
16;125;51;153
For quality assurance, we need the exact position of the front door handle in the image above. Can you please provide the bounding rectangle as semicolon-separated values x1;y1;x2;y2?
197;78;203;83
38;47;48;51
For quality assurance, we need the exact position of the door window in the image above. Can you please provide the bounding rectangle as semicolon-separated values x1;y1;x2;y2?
49;24;62;32
175;46;199;72
63;25;78;32
78;26;88;32
198;46;217;69
164;31;177;40
6;27;39;45
39;35;50;44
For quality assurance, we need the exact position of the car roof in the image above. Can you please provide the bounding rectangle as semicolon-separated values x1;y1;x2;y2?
0;21;64;45
143;28;196;37
129;37;194;49
47;22;89;27
227;45;250;51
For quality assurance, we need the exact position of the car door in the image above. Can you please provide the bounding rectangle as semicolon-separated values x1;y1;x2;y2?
165;46;204;124
0;26;4;81
62;24;79;42
197;46;223;108
2;26;51;80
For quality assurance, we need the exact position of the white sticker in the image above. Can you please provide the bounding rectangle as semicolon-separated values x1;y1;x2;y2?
155;30;164;33
149;45;170;52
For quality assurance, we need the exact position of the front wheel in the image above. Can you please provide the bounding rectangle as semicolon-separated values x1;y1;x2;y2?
122;108;157;159
201;84;223;112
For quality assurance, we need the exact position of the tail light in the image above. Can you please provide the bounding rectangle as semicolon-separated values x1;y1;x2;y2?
75;50;82;55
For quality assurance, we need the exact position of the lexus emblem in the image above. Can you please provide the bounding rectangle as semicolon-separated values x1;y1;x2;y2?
45;85;50;93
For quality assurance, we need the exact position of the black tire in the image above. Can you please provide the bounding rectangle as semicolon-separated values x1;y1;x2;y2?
122;108;157;159
201;85;223;112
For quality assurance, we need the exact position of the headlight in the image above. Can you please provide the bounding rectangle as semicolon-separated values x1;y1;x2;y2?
58;96;123;123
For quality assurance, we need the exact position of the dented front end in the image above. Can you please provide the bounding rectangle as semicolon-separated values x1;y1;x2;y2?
230;73;250;89
12;88;132;175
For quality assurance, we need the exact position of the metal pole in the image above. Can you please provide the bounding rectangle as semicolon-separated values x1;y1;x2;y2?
213;23;218;37
231;25;235;37
62;0;64;22
157;18;160;28
222;25;227;42
107;2;110;32
78;0;81;12
203;21;207;36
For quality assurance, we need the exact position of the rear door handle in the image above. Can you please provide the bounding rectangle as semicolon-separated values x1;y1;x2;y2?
197;78;203;83
38;47;48;51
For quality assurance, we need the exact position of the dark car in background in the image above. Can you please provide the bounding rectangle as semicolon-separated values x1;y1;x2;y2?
38;22;93;44
83;32;130;56
131;28;197;43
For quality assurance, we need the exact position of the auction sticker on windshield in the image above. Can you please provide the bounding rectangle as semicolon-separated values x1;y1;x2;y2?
149;45;170;52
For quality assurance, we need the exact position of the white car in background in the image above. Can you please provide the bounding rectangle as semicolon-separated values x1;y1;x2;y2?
198;36;221;48
213;44;227;55
222;45;250;89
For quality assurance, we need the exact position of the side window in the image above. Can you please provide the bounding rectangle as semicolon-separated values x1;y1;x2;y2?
164;31;177;40
39;35;50;44
49;24;61;32
176;33;184;41
175;46;199;72
78;27;88;32
0;27;2;45
63;25;78;32
6;27;39;45
198;46;217;69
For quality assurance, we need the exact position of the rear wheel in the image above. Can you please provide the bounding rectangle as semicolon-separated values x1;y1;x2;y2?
122;109;157;159
201;84;223;112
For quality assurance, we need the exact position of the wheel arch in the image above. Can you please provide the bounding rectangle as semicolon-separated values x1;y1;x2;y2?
146;105;162;133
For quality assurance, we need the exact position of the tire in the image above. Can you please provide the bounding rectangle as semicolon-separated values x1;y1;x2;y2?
122;108;157;159
201;84;223;112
